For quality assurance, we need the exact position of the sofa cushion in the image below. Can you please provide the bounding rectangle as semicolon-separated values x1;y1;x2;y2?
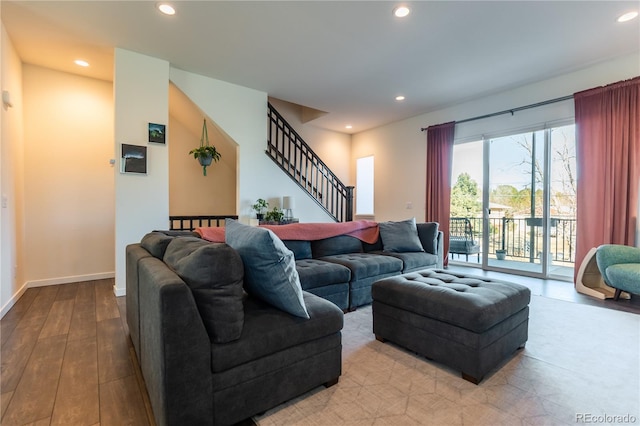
282;240;312;260
225;219;309;319
296;258;351;290
210;292;343;373
379;218;424;253
141;232;175;259
319;253;403;280
380;251;440;273
312;235;363;258
163;237;244;343
417;222;439;254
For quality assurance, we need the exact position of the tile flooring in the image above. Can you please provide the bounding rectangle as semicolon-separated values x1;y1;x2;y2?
256;293;640;425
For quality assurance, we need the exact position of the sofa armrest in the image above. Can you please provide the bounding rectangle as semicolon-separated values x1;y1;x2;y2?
126;243;153;363
596;244;640;284
416;222;443;269
436;231;444;269
138;257;213;426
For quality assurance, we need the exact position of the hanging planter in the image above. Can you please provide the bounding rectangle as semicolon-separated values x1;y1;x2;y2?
189;119;221;176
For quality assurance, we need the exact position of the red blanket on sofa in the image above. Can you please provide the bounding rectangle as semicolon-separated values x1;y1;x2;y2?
196;220;380;244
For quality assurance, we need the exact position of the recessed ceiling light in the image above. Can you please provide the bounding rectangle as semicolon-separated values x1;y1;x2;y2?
158;3;176;15
74;59;89;67
345;125;353;129
395;95;406;101
617;11;638;22
393;6;410;18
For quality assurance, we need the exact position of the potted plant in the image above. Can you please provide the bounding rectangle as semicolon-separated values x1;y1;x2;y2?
251;198;269;220
264;207;284;223
189;119;221;176
496;249;507;260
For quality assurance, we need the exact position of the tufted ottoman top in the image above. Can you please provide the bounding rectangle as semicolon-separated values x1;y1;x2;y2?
372;269;531;333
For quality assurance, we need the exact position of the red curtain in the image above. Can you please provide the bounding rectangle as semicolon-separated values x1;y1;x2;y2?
425;121;456;267
574;76;640;281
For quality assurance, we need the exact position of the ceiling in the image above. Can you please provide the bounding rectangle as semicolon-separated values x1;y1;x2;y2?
2;1;639;133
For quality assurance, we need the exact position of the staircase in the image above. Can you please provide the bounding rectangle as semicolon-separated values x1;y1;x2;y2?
267;103;354;222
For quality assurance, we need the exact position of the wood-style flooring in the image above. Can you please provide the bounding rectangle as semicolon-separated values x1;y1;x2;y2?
0;279;154;426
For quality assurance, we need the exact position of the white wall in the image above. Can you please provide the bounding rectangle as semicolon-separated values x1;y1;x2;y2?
114;49;170;295
170;68;334;223
352;53;640;222
22;65;114;287
1;25;25;316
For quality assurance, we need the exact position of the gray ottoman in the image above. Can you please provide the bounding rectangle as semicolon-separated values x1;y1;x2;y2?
372;269;531;384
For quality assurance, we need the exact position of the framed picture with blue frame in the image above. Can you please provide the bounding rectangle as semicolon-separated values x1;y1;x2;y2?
148;122;166;144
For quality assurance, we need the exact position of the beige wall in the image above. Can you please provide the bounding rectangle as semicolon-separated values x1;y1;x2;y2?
352;119;421;222
22;64;114;286
1;25;25;315
168;83;237;216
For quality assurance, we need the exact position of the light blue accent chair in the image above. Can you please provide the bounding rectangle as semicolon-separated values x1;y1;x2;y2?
595;244;640;300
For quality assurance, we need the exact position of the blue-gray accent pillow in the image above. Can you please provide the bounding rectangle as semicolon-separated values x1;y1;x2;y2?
225;219;309;319
379;218;425;253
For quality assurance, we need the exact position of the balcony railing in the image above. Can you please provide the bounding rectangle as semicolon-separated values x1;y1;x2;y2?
450;216;577;264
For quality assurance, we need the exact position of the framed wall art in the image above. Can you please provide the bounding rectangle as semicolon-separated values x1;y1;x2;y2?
121;143;147;174
148;122;166;144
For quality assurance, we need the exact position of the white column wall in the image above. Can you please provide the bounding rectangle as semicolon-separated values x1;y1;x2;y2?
114;49;170;295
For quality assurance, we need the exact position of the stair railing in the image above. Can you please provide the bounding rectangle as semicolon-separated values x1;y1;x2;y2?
267;103;353;222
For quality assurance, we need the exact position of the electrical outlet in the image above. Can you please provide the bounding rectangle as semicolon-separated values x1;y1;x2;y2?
1;194;7;208
406;201;413;209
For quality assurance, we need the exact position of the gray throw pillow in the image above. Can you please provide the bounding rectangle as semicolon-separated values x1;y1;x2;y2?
163;237;245;343
140;232;174;259
225;219;309;319
379;218;425;253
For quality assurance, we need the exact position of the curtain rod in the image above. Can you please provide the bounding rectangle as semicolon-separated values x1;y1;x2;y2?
420;94;574;131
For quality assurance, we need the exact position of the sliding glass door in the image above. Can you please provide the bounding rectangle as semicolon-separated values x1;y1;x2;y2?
450;123;576;280
486;130;546;275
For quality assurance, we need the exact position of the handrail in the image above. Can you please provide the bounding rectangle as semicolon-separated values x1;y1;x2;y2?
169;215;238;231
267;103;353;222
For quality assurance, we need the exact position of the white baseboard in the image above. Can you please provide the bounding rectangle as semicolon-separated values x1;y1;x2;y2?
2;272;118;319
0;282;29;319
27;271;115;288
113;286;126;297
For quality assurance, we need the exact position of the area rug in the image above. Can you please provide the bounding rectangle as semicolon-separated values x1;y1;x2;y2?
255;295;639;425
